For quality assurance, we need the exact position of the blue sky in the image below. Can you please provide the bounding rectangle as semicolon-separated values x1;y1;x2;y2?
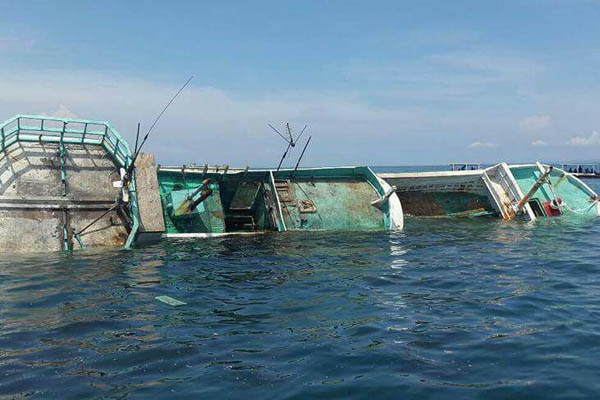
1;0;600;166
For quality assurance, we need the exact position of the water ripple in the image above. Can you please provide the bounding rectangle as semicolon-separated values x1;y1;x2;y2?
0;182;599;398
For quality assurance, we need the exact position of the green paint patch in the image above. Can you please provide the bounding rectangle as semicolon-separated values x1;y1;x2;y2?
158;166;396;234
282;179;385;230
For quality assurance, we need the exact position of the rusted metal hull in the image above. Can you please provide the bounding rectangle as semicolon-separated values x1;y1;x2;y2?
379;170;496;217
0;115;139;253
0;142;130;252
379;163;600;221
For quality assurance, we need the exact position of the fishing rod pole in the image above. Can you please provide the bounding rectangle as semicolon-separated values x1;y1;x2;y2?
77;202;121;236
76;77;193;247
123;75;194;185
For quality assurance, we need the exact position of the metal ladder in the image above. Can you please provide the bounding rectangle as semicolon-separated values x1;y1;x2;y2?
274;180;294;204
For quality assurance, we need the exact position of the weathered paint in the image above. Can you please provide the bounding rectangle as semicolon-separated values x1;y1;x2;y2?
380;170;495;217
158;170;228;234
277;179;385;230
134;153;166;243
397;191;494;217
479;163;600;220
158;165;403;235
0;115;139;252
482;163;535;220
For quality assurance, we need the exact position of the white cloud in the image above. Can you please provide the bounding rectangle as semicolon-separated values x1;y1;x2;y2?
0;28;37;56
468;141;497;148
519;115;551;131
0;68;431;166
566;131;600;146
429;53;541;78
0;62;593;166
343;51;544;105
531;140;548;146
41;104;78;119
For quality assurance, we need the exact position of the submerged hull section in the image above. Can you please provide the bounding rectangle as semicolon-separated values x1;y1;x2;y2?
379;163;600;221
483;163;600;220
157;166;403;236
380;170;496;217
0;143;128;252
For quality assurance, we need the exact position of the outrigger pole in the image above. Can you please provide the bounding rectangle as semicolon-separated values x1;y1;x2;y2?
292;136;312;177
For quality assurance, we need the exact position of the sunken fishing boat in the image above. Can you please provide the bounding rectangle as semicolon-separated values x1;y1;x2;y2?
152;119;404;237
153;121;403;237
380;162;600;220
157;165;403;237
0;113;403;253
483;162;600;220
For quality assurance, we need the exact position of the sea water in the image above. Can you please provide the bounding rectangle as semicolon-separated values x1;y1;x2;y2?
0;174;598;399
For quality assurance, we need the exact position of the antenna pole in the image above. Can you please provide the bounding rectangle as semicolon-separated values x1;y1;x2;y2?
268;123;291;144
296;124;307;143
276;141;292;171
270;122;309;172
286;123;295;146
292;136;312;176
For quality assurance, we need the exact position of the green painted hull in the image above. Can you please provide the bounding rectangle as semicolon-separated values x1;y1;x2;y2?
157;166;403;235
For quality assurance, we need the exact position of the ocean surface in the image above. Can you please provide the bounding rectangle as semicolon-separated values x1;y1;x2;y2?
0;169;599;399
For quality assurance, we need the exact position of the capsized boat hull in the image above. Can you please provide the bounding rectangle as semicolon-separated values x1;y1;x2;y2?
157;165;403;236
379;170;496;217
483;163;600;220
379;162;600;221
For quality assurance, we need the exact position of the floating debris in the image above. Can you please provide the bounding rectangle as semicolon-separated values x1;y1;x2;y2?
155;295;187;306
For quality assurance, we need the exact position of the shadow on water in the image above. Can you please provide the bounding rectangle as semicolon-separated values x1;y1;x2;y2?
0;215;598;398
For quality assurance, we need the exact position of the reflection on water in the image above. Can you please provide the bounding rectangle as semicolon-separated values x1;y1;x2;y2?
0;186;600;397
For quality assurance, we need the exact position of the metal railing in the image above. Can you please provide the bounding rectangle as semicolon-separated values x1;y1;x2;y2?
0;114;133;168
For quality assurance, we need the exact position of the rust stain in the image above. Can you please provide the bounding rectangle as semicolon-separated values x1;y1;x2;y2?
398;192;446;216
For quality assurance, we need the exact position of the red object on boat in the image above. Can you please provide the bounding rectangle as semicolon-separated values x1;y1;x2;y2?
543;199;563;216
